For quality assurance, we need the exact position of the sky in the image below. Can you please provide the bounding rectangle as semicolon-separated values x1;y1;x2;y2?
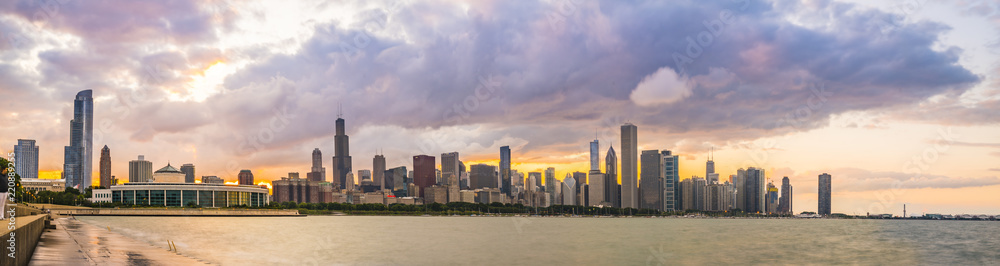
0;0;998;215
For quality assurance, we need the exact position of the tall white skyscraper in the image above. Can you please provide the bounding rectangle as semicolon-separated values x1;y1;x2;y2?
620;123;638;209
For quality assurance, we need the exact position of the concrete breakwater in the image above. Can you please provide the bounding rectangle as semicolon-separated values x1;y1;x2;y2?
50;208;302;217
2;205;49;266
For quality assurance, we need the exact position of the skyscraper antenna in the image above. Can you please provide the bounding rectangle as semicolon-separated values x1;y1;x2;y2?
338;103;343;118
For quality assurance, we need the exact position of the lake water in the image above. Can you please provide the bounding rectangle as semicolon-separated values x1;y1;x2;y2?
75;216;999;265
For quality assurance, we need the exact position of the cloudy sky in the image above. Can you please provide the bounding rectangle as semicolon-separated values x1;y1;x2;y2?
1;0;999;215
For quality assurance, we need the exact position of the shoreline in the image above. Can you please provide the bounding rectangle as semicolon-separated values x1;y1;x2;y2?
30;217;212;265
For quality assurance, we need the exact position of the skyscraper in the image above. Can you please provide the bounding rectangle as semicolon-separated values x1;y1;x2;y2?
705;182;734;211
662;150;679;211
99;146;111;187
181;164;195;183
605;146;619;208
742;167;766;213
589;139;599;172
620;123;638;209
128;155;152;183
332;115;352;190
459;161;468;189
385;166;407;195
588;171;604;206
499;146;511;197
680;178;693;210
706;148;718;184
357;170;372;182
819;173;832;215
308;148;326;182
735;169;745;211
639;150;663;211
528;172;542;190
572;171;587;205
441;152;460;202
373;154;386;190
441;152;459;182
693;176;707;211
470;164;498;189
64;90;93;190
413;155;436;197
778;176;793;214
562;174;576;206
766;182;779;214
238;170;254;185
14;139;39;180
544;167;556;204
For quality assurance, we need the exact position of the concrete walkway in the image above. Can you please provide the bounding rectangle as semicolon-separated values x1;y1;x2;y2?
29;218;211;265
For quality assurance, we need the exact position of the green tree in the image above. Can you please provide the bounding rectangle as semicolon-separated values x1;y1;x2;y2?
0;157;25;201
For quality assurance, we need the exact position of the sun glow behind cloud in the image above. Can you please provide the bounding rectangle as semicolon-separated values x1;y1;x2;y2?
178;61;235;102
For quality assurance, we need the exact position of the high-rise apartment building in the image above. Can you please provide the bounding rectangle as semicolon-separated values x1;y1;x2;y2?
819;173;832;215
128;155;152;183
692;177;706;211
778;176;793;214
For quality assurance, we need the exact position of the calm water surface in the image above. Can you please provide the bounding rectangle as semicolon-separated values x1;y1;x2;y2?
76;216;1000;265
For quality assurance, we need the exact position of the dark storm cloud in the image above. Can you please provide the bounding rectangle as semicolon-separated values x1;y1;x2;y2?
223;0;979;145
0;0;993;176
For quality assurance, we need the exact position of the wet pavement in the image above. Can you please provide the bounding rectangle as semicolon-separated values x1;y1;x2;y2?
29;218;210;265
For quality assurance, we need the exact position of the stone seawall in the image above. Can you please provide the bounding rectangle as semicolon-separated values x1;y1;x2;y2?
1;214;48;266
50;208;302;217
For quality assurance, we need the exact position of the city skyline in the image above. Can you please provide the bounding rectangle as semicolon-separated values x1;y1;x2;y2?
1;1;999;215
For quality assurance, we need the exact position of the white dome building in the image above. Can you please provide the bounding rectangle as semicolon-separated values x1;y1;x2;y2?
152;163;186;183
